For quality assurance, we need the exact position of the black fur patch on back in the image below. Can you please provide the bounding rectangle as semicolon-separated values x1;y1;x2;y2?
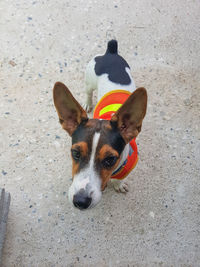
94;40;131;85
94;53;131;85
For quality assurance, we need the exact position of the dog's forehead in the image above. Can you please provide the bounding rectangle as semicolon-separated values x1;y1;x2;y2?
72;119;101;144
72;119;109;145
72;119;125;154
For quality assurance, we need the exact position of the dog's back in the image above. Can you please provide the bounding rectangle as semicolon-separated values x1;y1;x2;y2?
85;40;136;101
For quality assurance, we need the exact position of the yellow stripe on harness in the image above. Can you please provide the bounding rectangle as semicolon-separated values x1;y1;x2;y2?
99;103;122;116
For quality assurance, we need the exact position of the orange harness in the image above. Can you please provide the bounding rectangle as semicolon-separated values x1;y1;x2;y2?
93;90;138;180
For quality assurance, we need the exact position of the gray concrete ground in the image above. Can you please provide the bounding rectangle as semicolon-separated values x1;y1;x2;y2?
0;0;200;266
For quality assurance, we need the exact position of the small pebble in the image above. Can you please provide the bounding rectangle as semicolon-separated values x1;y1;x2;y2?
60;215;65;221
163;116;171;121
2;170;7;175
32;209;37;214
9;60;17;67
149;211;155;218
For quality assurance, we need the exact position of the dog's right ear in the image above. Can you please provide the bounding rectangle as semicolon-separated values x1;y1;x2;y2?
111;87;147;143
53;82;88;136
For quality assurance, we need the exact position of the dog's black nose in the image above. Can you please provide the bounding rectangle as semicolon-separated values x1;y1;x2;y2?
73;190;92;210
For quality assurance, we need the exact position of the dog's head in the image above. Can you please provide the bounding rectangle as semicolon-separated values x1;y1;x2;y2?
53;82;147;209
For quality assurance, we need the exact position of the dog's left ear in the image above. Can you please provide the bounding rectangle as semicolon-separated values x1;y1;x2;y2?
111;87;147;143
53;82;88;136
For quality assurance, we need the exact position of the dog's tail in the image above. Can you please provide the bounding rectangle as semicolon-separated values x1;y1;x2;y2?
106;40;118;54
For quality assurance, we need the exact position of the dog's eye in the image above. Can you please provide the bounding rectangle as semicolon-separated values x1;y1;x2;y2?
102;156;117;168
71;149;81;161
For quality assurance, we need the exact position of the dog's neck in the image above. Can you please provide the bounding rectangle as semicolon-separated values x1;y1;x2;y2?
113;143;129;173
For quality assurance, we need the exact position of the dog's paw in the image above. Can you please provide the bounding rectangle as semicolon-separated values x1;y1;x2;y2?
111;179;129;193
82;103;93;113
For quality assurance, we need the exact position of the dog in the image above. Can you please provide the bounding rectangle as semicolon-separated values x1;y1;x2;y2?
53;40;147;210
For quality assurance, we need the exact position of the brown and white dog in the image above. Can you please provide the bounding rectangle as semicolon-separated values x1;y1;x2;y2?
53;40;147;210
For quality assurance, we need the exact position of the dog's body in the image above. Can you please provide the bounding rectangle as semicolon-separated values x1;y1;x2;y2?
53;40;147;209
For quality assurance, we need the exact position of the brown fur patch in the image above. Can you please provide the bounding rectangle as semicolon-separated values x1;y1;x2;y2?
72;141;88;158
98;144;119;161
71;141;89;177
100;159;120;190
72;161;79;178
101;169;113;190
97;144;120;190
85;119;99;128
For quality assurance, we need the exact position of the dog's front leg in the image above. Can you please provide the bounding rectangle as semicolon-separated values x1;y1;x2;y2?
83;84;94;112
111;179;129;193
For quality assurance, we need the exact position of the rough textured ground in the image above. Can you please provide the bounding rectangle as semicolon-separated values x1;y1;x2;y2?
0;0;200;266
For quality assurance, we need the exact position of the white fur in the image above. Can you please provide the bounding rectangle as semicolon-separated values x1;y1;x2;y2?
111;179;129;193
68;132;102;208
97;67;136;99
